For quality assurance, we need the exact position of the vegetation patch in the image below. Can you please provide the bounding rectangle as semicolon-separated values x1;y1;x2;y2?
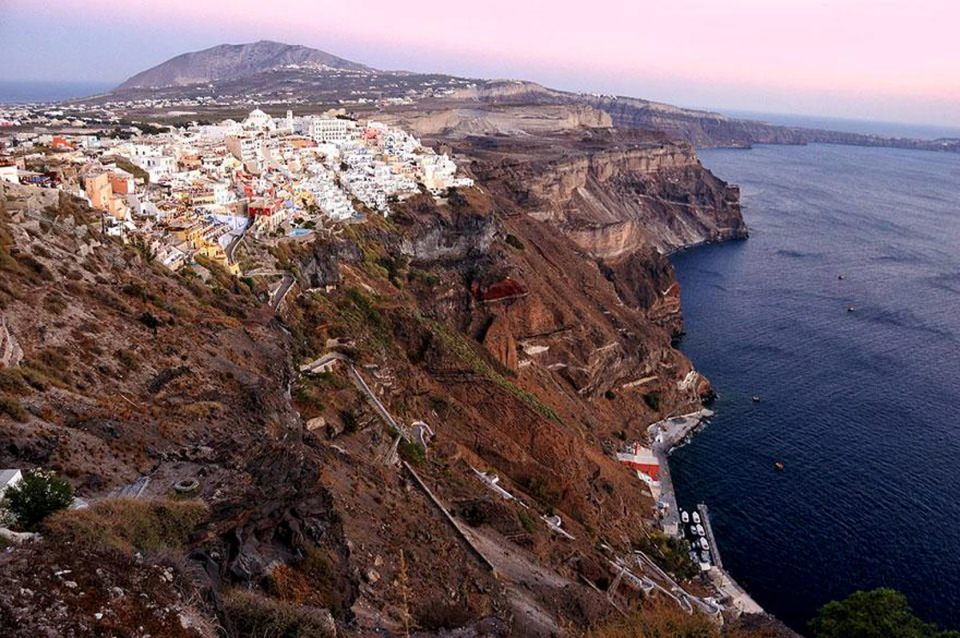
0;393;28;422
643;392;661;411
426;318;565;427
43;497;207;553
4;469;74;530
224;589;336;638
504;233;525;250
398;438;426;466
636;530;698;581
810;588;960;638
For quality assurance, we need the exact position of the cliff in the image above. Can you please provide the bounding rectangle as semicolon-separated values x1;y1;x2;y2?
452;128;746;255
0;110;757;634
442;80;960;152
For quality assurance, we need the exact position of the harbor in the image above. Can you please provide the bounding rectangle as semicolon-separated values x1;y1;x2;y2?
617;407;766;618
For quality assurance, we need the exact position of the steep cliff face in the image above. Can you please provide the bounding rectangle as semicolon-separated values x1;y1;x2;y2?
457;130;746;256
381;104;612;138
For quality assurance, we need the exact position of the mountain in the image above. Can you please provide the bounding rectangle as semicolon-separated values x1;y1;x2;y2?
116;40;373;90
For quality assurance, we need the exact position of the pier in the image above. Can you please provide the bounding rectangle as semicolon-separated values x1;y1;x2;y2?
647;409;713;536
697;504;764;614
697;503;723;570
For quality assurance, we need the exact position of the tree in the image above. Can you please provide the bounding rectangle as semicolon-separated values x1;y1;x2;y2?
3;469;74;531
810;588;959;638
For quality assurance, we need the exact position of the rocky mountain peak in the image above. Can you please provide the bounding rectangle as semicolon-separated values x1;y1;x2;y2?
116;40;373;90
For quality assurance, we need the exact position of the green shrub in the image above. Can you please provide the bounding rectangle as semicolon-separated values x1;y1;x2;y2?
398;438;426;466
643;392;661;411
810;588;960;638
517;509;536;533
4;469;74;530
636;531;698;582
505;234;525;250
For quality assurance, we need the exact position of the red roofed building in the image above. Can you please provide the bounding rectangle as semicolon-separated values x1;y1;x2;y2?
616;443;661;483
471;278;528;303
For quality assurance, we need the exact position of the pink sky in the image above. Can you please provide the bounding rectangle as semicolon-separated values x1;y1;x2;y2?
6;0;960;126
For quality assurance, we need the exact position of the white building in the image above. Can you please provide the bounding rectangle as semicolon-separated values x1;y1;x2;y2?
308;118;357;145
225;135;262;173
243;108;275;131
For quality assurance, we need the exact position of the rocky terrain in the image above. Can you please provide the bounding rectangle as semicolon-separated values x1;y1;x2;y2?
0;114;799;636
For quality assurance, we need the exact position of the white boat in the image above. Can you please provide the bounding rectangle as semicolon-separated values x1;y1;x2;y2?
700;551;711;563
681;511;690;524
692;512;701;525
699;538;709;551
696;524;706;536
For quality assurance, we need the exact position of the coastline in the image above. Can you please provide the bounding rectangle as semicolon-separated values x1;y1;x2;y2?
646;409;765;618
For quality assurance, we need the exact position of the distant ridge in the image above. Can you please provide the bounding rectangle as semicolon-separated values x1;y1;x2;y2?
116;40;372;90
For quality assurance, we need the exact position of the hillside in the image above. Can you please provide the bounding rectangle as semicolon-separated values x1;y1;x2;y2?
0;132;794;635
117;40;373;90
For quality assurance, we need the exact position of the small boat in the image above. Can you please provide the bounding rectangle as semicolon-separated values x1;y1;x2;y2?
847;305;856;312
701;551;711;563
775;461;785;472
692;512;701;525
699;538;709;550
696;524;706;536
838;274;844;280
681;511;690;524
752;395;761;403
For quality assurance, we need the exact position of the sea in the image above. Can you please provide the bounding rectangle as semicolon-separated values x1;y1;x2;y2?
669;142;960;633
0;81;114;104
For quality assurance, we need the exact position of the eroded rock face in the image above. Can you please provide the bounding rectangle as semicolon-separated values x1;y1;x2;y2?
467;134;746;256
300;238;362;288
481;315;518;372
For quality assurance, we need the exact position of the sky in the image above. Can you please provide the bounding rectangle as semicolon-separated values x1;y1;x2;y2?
1;0;958;127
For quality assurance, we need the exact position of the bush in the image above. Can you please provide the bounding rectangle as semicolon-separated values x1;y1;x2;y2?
637;530;699;582
589;600;719;638
139;311;161;333
0;394;28;422
43;497;207;552
810;588;960;638
4;469;74;530
643;392;661;411
504;234;525;250
517;509;536;533
224;589;336;638
398;438;426;466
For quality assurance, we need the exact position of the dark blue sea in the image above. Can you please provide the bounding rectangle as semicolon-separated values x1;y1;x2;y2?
670;144;960;633
0;81;113;104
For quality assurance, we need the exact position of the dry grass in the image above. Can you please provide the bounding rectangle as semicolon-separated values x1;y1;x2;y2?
589;601;719;638
223;589;336;638
43;497;208;553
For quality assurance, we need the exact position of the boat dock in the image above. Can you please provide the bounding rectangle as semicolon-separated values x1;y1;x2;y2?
697;503;723;570
697;503;764;614
647;409;713;536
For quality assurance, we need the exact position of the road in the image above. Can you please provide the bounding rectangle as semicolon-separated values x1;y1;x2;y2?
300;351;412;443
633;549;723;618
269;274;296;312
